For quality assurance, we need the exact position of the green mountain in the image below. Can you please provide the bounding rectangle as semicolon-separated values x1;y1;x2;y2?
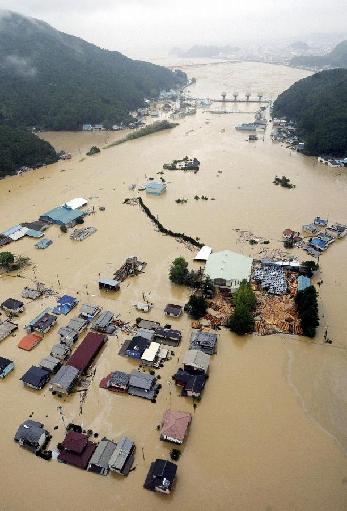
0;11;187;130
273;69;347;156
0;126;57;178
291;40;347;69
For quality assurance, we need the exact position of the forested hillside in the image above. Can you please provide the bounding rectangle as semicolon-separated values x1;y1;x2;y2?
0;11;187;130
273;69;347;156
290;40;347;69
0;126;57;178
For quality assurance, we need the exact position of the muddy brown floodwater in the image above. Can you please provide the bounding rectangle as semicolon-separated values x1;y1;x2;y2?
0;61;346;511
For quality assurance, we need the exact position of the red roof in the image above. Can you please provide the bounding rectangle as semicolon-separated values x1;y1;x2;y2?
66;332;106;372
61;431;88;454
161;409;192;443
18;333;43;351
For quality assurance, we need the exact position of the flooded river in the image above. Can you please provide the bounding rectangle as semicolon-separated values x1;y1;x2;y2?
0;61;346;511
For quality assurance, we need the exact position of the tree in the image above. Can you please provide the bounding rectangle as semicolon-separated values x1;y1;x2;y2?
228;280;256;335
186;294;208;319
295;286;319;337
228;303;255;335
0;251;15;269
169;257;189;285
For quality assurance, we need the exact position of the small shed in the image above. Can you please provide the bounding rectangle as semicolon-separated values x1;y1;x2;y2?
39;356;61;374
145;182;167;196
50;343;71;360
99;278;120;292
144;459;177;494
20;366;50;390
108;436;136;476
160;410;192;444
0;356;14;378
194;245;212;262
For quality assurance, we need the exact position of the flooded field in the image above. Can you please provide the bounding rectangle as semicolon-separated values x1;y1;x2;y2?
0;62;346;511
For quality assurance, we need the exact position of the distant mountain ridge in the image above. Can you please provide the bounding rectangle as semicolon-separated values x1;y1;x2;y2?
290;40;347;69
0;11;187;130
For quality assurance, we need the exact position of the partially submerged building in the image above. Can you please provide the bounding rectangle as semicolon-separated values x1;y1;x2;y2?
25;308;57;334
98;278;120;292
40;205;85;227
160;410;192;444
66;332;107;373
79;304;101;322
0;320;18;342
14;420;50;453
189;331;218;355
100;371;130;392
0;356;14;378
154;327;182;347
183;349;210;374
128;371;157;400
49;365;80;394
145;182;167;196
50;343;71;361
144;459;177;494
87;439;117;476
39;356;61;374
1;298;24;316
58;431;97;470
53;295;78;315
20;366;51;390
164;304;183;318
173;369;207;398
194;245;212;262
93;311;115;334
18;333;43;351
204;250;253;292
108;436;136;476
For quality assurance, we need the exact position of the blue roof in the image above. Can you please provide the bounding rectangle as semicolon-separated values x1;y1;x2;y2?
35;238;52;249
26;229;44;238
2;225;22;236
297;275;311;292
59;295;77;306
40;206;84;225
145;182;166;194
310;238;327;249
53;295;78;315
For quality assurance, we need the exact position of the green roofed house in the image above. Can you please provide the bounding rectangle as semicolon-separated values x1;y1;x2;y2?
40;206;85;227
204;250;253;292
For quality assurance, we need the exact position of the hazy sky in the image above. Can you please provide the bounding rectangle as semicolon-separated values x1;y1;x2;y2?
0;0;346;58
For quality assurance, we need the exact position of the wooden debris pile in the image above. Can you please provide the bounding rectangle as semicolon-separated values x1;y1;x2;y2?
254;291;302;335
114;256;147;282
204;292;234;327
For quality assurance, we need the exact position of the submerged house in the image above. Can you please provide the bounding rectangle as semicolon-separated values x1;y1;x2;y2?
183;349;210;374
122;336;150;359
49;365;80;395
189;331;218;355
50;343;71;361
79;304;101;322
204;250;253;292
40;206;85;227
18;333;43;351
39;356;61;374
164;304;183;318
20;366;51;390
144;459;177;494
154;327;182;347
0;356;14;378
1;298;25;316
93;311;114;333
66;332;107;373
145;181;167;196
100;371;130;392
0;320;18;342
60;317;89;337
14;420;50;453
108;436;136;476
160;410;192;444
98;278;120;292
25;308;57;334
173;369;207;398
53;295;78;316
87;439;117;476
128;371;157;400
58;431;97;470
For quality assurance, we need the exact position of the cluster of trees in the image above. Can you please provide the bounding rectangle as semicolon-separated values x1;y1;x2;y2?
295;286;319;338
169;257;214;295
0;251;15;269
107;121;178;148
185;294;208;320
228;280;256;335
273;69;347;156
0;125;57;178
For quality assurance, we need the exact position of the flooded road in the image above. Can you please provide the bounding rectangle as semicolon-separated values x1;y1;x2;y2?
0;62;346;511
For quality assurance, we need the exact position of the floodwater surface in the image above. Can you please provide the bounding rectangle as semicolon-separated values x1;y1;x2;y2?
0;62;346;511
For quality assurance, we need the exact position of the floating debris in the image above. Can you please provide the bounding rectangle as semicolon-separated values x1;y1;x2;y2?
70;227;97;241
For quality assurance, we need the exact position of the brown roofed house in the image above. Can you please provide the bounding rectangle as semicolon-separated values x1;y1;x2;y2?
160;409;192;444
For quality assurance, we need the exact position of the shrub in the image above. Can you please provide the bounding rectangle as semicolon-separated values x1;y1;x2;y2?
186;294;208;319
0;251;15;268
